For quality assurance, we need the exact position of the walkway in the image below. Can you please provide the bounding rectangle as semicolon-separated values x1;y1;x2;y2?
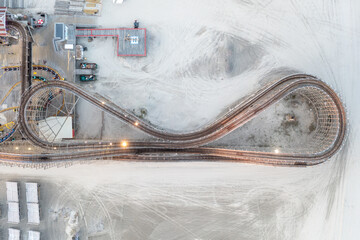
76;28;146;56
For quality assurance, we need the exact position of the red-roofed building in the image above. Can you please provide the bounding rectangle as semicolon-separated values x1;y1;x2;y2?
0;7;7;36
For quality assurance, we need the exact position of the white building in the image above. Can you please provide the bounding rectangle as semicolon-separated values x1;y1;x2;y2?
25;183;39;203
27;203;40;225
6;182;19;202
7;202;20;224
8;228;20;240
28;230;40;240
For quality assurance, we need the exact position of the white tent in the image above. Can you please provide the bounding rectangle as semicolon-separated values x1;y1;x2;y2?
6;182;19;202
26;183;39;203
27;203;40;225
8;228;20;240
7;202;20;224
38;116;73;142
28;230;40;240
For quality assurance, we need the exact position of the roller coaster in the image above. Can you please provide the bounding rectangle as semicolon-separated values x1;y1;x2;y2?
0;21;30;144
0;121;14;131
0;65;63;144
0;21;347;167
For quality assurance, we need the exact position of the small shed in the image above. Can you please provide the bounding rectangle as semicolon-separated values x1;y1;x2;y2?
64;43;74;50
27;203;40;225
6;182;19;202
8;202;20;224
28;230;40;240
8;228;20;240
26;183;39;203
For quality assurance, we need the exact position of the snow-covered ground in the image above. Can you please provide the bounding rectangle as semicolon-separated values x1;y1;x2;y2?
78;35;268;132
0;0;359;239
0;159;349;239
93;2;360;237
75;0;360;238
208;92;317;152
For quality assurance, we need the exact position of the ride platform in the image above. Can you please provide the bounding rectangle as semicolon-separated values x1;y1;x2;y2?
75;28;146;56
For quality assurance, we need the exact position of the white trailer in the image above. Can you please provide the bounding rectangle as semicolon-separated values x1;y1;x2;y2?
6;182;19;202
8;228;20;240
26;182;39;203
27;203;40;225
7;202;20;224
28;230;40;240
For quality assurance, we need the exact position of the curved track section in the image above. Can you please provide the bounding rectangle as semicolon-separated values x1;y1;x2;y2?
7;21;31;93
0;21;30;143
0;66;62;144
12;74;346;166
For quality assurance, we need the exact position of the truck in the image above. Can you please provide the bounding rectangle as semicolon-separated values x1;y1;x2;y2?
79;63;97;69
80;75;96;82
76;45;84;60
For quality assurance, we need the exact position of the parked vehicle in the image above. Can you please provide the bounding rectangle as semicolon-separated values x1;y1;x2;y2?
79;63;97;69
32;76;46;81
76;45;84;60
80;75;96;82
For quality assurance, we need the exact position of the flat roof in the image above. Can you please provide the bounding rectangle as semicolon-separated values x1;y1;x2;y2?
54;23;64;40
38;116;73;142
6;182;19;202
26;182;39;203
28;231;40;240
8;228;20;240
76;28;146;56
8;202;20;224
64;43;74;50
27;203;40;225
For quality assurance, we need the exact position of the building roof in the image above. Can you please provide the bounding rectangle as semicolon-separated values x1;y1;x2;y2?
8;228;20;240
8;202;20;224
54;23;64;40
6;182;19;202
0;7;6;36
28;230;40;240
38;116;73;142
26;182;39;203
27;203;40;225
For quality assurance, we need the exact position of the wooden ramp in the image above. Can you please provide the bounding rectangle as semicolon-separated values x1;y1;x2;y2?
76;28;146;56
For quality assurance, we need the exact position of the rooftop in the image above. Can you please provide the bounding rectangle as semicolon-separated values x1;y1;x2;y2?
27;203;40;225
8;228;20;240
8;202;20;224
6;181;18;202
25;182;39;203
28;231;40;240
54;23;65;40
